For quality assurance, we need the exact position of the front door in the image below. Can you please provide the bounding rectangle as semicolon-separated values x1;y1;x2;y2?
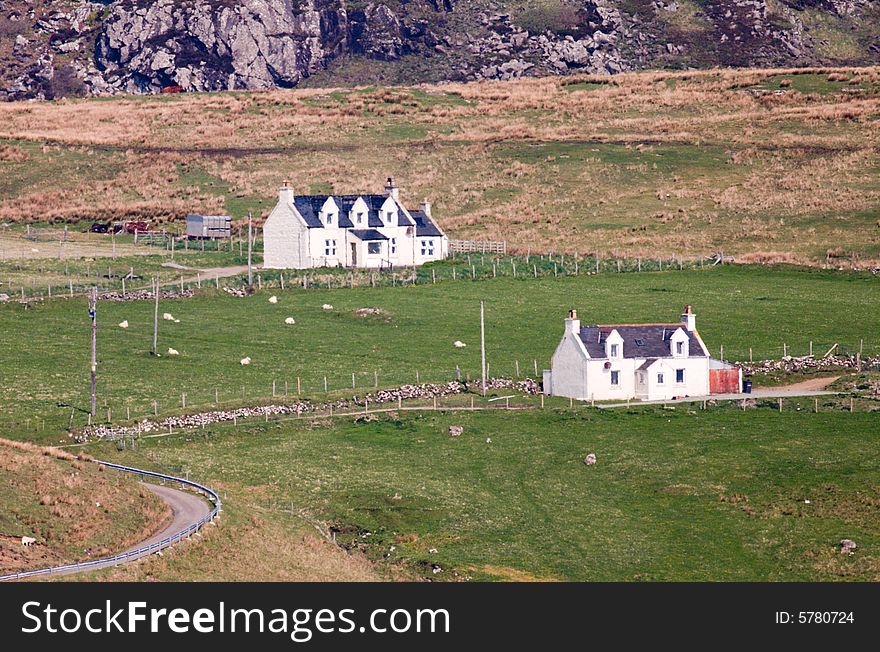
350;242;357;267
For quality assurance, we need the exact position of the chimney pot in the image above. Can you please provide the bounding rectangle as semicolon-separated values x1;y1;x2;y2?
385;177;399;201
681;304;696;331
565;308;580;334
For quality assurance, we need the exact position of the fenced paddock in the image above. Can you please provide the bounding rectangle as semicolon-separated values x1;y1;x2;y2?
24;226;69;242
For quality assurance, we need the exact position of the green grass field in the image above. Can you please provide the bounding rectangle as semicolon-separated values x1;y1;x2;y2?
96;407;880;581
2;264;877;440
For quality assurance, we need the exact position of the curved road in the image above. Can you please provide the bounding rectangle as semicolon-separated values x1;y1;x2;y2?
46;482;210;578
123;483;211;554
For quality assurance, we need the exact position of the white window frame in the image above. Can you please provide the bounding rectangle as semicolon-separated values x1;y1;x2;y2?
357;212;364;225
324;239;336;256
610;370;620;386
657;373;665;385
390;237;397;255
676;369;685;384
421;239;435;256
676;341;684;355
610;343;619;358
367;241;382;256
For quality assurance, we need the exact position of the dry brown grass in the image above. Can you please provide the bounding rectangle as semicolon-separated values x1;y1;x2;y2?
0;438;169;574
0;66;878;261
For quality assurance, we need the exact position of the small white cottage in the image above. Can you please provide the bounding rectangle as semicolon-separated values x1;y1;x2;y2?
263;178;448;269
543;305;736;402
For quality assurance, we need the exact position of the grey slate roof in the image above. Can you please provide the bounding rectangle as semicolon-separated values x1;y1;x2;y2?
289;193;444;237
349;229;388;241
578;324;706;359
409;210;444;237
292;194;418;229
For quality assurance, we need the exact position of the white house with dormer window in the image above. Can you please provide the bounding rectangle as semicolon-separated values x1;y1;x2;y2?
543;305;738;402
263;178;448;269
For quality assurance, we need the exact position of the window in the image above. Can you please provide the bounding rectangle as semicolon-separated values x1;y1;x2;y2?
676;369;685;384
390;237;397;255
386;211;394;224
657;373;665;385
357;212;364;225
325;214;332;225
324;239;336;256
421;239;435;256
634;338;646;347
610;370;620;386
367;242;381;255
676;341;684;355
610;343;619;358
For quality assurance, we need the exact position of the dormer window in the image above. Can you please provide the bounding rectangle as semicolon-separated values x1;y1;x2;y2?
610;344;619;358
670;329;689;357
357;212;364;225
325;214;332;225
386;211;393;224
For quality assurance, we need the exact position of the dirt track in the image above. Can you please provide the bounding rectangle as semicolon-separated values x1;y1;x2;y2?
753;376;840;393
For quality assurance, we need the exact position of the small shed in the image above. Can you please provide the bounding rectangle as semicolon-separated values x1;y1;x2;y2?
709;358;742;394
186;214;231;239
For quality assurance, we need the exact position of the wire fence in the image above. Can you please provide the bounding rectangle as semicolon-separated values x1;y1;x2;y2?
0;461;221;582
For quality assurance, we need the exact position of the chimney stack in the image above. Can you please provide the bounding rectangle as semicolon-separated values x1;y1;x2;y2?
565;308;580;335
420;198;431;218
278;181;293;205
385;177;400;201
681;304;696;332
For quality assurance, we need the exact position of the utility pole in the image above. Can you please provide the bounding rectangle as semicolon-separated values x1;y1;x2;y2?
480;300;487;397
89;287;97;418
152;275;159;356
247;212;254;287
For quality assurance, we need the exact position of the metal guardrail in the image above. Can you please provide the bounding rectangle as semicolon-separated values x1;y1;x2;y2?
0;461;221;582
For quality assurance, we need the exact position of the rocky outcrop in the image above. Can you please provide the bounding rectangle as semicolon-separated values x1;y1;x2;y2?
95;0;349;93
1;0;877;99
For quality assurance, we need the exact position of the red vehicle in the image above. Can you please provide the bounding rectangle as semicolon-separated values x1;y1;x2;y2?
123;221;149;235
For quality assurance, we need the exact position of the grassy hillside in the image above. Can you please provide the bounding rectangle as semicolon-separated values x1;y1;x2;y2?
87;407;880;581
0;438;169;574
1;264;876;440
1;67;878;263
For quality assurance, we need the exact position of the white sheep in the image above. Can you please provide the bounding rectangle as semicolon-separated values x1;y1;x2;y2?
167;347;179;356
240;356;251;365
268;295;278;304
322;304;333;310
118;320;129;329
163;312;175;321
454;340;466;348
285;317;296;325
